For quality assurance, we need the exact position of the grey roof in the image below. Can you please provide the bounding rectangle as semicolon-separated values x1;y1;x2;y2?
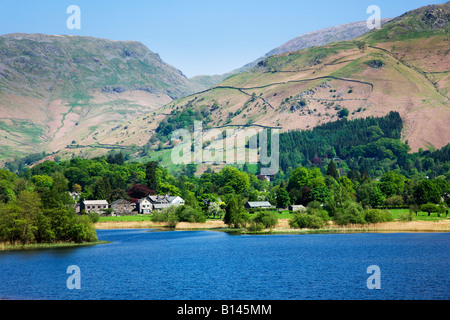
246;201;274;208
149;195;183;204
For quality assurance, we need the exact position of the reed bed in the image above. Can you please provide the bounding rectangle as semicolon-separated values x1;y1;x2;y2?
324;220;450;233
95;218;450;233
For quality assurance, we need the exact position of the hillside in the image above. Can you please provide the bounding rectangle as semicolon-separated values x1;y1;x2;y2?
92;2;449;160
190;19;392;88
0;33;203;161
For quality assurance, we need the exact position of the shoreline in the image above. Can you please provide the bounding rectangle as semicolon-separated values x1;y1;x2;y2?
95;218;450;233
3;220;448;251
0;240;109;252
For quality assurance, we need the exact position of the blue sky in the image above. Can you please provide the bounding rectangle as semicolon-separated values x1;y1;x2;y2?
0;0;446;77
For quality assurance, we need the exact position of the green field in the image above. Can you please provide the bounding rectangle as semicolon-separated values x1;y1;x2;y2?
388;209;449;222
98;209;449;223
99;215;155;222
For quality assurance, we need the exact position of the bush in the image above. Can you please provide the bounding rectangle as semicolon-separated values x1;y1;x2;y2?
399;210;415;222
88;211;99;223
333;201;366;225
252;211;278;229
247;221;265;232
289;213;325;229
307;207;329;224
69;215;98;243
151;206;179;226
385;195;404;208
176;205;207;223
337;108;349;119
364;209;393;223
420;203;439;216
365;59;385;69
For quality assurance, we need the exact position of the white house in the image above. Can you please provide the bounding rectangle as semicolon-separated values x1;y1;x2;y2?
167;196;185;206
136;198;153;214
148;194;185;210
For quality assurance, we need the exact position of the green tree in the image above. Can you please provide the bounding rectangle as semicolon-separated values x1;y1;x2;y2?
224;195;248;228
356;182;385;208
16;190;42;244
176;205;206;223
69;215;98;243
289;213;324;229
93;176;112;201
252;211;278;229
379;171;406;197
326;160;339;179
385;195;404;208
420;203;439;217
275;187;290;208
308;186;331;203
206;202;224;219
145;161;160;191
333;201;366;225
337;108;349;118
414;180;441;205
31;175;53;189
364;209;393;223
221;166;250;193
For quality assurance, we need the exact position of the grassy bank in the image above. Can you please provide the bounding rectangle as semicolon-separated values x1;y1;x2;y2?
96;216;450;234
0;240;109;252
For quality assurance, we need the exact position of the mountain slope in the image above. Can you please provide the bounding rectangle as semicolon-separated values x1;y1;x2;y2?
94;2;449;157
190;19;392;88
0;33;203;161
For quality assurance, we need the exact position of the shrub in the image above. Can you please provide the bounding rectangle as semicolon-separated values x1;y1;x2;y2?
333;201;366;225
385;195;404;208
399;210;415;222
289;213;325;229
364;209;394;223
307;204;330;224
69;215;98;243
176;205;207;223
248;221;265;232
152;206;178;222
420;203;439;216
88;211;99;223
365;59;385;69
337;108;349;118
252;211;278;229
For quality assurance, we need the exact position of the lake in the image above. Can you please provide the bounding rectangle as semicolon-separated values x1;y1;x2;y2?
0;230;449;300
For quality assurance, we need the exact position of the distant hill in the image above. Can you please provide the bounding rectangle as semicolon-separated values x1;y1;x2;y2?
190;19;392;88
99;2;449;158
0;33;204;161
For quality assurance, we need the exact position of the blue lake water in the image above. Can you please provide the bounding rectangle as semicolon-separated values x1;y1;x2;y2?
0;230;449;300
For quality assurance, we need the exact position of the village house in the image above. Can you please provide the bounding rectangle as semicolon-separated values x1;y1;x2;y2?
136;198;153;214
135;194;185;213
289;204;307;212
110;199;135;215
150;194;185;211
80;200;109;214
245;201;275;209
149;194;185;206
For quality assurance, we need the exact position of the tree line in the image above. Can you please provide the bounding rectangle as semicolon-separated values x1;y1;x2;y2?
1;111;449;240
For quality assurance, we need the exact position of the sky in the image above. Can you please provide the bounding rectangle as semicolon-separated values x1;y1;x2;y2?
0;0;447;77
